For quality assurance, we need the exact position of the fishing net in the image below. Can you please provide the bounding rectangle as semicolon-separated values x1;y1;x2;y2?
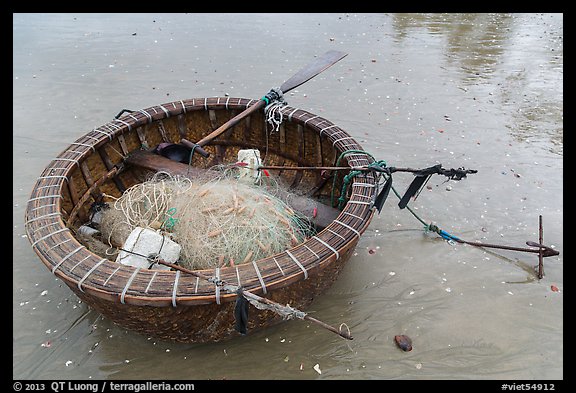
98;170;315;270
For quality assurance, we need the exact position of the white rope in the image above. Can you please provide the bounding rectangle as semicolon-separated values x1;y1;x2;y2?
51;246;84;274
78;258;107;292
120;267;141;304
285;250;308;279
312;235;340;260
343;211;365;221
31;228;69;247
103;265;122;286
264;88;287;133
285;107;299;121
252;260;267;294
114;118;132;131
171;270;180;307
272;257;285;276
215;267;221;305
145;271;158;294
69;254;91;273
303;244;320;260
70;142;96;152
158;104;170;117
24;212;61;224
333;219;361;238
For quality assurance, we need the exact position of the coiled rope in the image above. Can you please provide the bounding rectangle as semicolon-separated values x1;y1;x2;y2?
263;87;287;133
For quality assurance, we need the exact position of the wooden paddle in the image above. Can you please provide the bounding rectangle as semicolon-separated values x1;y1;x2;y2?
181;50;348;156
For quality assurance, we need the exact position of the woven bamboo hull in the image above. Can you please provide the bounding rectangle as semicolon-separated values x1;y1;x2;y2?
25;97;377;343
69;246;355;343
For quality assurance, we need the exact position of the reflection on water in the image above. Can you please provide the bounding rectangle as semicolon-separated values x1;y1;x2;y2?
392;13;513;83
391;13;563;154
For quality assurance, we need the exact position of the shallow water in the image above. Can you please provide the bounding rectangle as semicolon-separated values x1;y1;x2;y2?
13;13;563;380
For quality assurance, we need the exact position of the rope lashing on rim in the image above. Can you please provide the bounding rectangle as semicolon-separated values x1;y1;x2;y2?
329;149;382;210
337;160;388;210
328;150;478;212
262;88;288;133
122;249;311;325
202;271;308;322
154;259;344;338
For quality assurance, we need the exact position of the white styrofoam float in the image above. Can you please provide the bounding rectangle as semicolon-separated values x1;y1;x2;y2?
116;227;181;270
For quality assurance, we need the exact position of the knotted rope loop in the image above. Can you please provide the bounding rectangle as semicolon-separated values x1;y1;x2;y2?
263;88;288;133
425;223;460;243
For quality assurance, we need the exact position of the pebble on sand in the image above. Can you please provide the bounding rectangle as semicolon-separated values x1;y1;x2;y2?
394;335;413;351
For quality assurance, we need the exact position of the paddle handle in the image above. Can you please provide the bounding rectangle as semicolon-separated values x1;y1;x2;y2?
184;51;347;153
179;139;211;158
191;51;347;149
180;98;264;157
195;99;266;147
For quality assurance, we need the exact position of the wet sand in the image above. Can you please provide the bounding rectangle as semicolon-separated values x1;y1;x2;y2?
13;13;562;380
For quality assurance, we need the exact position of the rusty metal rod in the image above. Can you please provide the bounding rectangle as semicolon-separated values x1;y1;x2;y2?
429;223;559;258
255;164;477;181
455;238;559;257
538;215;545;279
257;165;352;171
450;214;558;278
256;165;438;173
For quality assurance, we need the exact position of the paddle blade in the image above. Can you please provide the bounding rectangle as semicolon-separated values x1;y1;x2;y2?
398;175;430;210
280;50;348;93
374;176;392;214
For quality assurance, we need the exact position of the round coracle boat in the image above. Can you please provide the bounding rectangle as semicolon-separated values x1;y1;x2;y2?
24;96;379;343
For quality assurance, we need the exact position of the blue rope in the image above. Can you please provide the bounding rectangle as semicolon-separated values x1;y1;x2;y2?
425;224;461;243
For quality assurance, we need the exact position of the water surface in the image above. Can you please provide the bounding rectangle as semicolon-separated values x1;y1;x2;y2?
13;13;563;380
